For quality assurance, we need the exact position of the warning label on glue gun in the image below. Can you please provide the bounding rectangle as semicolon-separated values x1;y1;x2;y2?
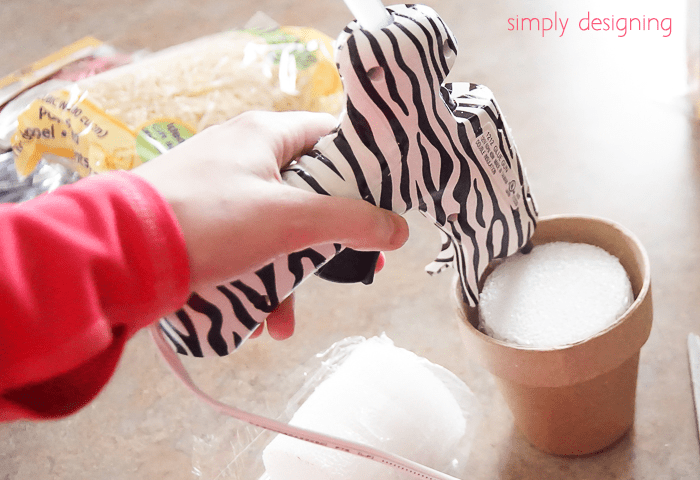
473;123;522;210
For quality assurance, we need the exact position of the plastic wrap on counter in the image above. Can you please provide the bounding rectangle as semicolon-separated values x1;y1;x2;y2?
8;21;343;179
188;336;481;479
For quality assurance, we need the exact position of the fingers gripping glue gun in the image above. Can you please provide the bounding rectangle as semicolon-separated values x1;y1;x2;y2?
157;3;538;357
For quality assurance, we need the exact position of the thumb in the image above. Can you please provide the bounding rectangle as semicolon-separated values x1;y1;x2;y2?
274;188;410;253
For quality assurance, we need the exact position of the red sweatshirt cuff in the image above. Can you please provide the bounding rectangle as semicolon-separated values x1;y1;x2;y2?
0;170;190;420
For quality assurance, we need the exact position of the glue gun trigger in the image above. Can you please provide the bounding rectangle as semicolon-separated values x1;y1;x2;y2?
315;249;380;285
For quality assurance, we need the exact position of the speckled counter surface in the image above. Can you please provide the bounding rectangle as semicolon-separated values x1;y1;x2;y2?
1;0;699;479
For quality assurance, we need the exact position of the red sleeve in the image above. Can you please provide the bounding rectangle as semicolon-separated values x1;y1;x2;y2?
0;171;191;421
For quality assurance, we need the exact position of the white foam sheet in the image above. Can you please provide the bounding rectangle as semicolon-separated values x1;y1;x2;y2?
261;336;478;480
479;242;634;348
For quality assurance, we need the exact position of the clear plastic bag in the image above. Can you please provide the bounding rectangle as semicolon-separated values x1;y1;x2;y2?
188;336;481;480
10;21;342;179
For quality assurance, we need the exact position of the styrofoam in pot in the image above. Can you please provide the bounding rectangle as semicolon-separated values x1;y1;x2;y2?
455;214;653;456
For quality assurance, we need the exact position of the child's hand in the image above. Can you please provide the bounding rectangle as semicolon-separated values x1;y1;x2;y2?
133;110;409;328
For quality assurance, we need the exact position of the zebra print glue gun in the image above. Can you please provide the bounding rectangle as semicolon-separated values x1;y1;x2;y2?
157;3;538;357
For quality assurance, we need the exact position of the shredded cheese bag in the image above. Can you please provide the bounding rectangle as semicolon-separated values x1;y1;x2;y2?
12;26;343;178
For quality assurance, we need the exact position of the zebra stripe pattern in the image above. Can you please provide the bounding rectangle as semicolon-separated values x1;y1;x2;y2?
159;4;538;357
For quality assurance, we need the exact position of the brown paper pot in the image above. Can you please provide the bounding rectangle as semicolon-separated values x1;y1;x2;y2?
455;215;653;456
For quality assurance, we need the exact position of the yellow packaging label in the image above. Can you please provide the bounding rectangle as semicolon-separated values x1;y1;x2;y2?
12;87;140;177
247;26;343;113
279;26;342;97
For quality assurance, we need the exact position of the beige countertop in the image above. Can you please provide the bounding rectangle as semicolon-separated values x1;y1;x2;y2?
1;0;699;478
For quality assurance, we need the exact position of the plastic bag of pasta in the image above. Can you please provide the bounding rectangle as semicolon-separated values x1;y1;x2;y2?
11;24;343;178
